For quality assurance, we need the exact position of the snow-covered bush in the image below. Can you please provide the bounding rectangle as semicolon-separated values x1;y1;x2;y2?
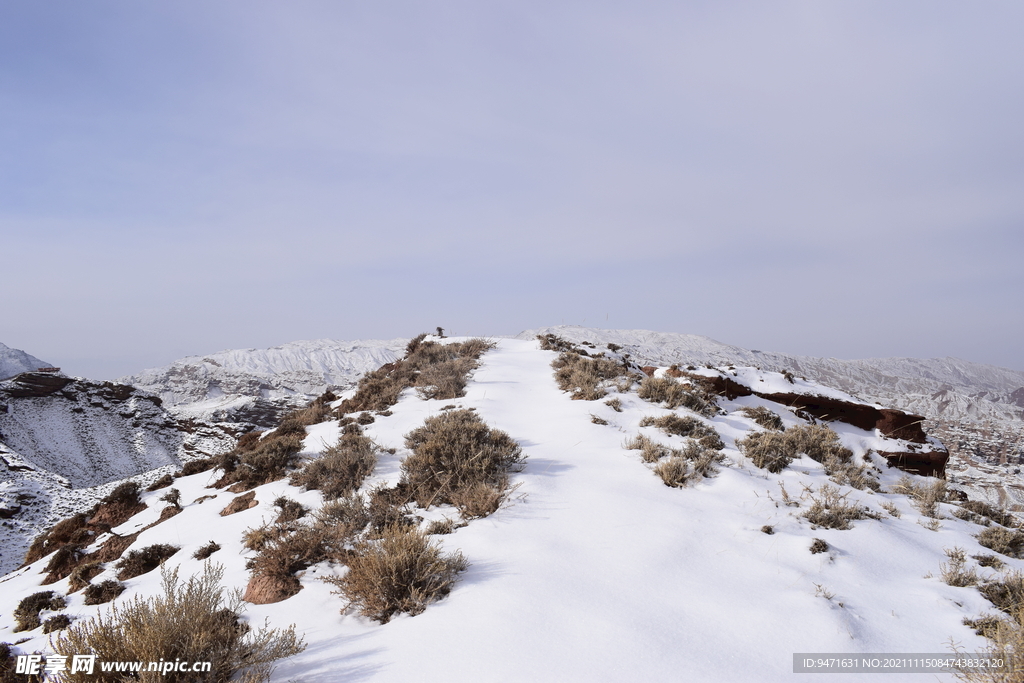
115;544;179;580
739;406;785;431
738;424;854;476
402;409;524;515
552;351;628;401
324;525;468;624
803;484;876;530
639;413;723;449
290;431;380;499
638;376;718;417
83;580;125;605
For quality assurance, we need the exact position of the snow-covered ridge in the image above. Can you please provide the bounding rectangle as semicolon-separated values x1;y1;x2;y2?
518;325;1024;424
0;342;51;381
0;338;1006;682
118;338;408;425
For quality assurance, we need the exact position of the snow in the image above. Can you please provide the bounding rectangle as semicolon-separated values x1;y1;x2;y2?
0;342;51;381
0;338;1008;681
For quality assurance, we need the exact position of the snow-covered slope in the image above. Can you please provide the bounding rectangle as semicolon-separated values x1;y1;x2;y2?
0;373;238;575
2;338;1008;682
119;338;407;426
0;342;51;380
517;326;1024;423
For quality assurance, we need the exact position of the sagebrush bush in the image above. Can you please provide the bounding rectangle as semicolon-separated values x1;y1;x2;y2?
273;497;308;524
638;413;723;448
654;457;691;488
624;433;672;463
13;591;66;632
324;525;468;624
738;424;853;475
42;614;72;634
290;432;379;499
216;433;304;490
978;526;1024;559
83;580;126;606
339;339;494;414
23;513;93;565
116;544;180;580
959;501;1018;528
146;474;174;491
803;484;875;530
194;542;221;561
941;547;980;587
402;409;524;514
638;376;718;417
892;476;947;518
54;563;304;683
551;352;628;401
68;561;104;592
739;406;785;431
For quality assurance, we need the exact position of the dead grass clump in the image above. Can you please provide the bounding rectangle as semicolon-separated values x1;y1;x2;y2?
426;518;467;535
941;547;980;587
737;430;794;473
290;432;379;499
638;413;724;449
552;352;628;401
449;480;512;519
116;544;180;580
679;441;725;479
402;409;524;514
625;434;672;463
810;538;829;554
537;333;575;352
788;424;854;466
638;376;718;417
803;484;875;530
54;563;304;683
740;406;785;431
178;457;216;476
654;457;692;488
979;571;1024;617
978;527;1024;559
83;580;126;605
243;524;289;553
324;525;468;624
193;542;221;561
604;397;623;412
68;562;104;593
892;476;948;518
975;554;1006;570
14;591;66;632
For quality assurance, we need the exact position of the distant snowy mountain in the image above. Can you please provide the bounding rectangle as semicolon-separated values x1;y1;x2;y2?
119;338;408;426
517;326;1024;425
0;342;51;380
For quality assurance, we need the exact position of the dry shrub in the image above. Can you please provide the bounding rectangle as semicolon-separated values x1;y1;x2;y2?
426;518;466;535
978;527;1024;559
803;484;876;530
42;544;87;584
367;485;416;534
194;542;221;561
552;352;628;401
604;397;623;412
116;544;180;580
146;474;174;491
537;333;574;352
892;476;948;518
340;339;494;414
68;562;104;592
638;376;718;417
402;409;524;514
273;497;308;524
449;480;512;519
83;580;126;605
976;554;1006;570
90;482;147;528
740;406;785;431
42;614;72;634
178;457;216;477
590;414;609;425
54;563;304;683
810;538;829;554
639;413;722;448
738;424;853;475
217;433;304;490
14;591;66;632
324;525;468;624
290;432;379;499
679;441;725;479
243;524;287;553
23;513;93;565
960;501;1018;528
941;547;980;587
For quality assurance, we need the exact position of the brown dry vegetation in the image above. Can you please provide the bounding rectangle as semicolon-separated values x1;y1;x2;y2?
402;409;524;517
551;352;629;401
324;525;468;624
116;544;180;581
290;431;380;499
740;406;785;431
737;424;866;487
340;337;495;414
638;413;724;449
802;484;877;530
54;564;304;683
891;476;948;518
637;376;718;417
13;591;66;632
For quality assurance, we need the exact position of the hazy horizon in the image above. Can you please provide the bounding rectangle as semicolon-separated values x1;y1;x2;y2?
4;2;1022;378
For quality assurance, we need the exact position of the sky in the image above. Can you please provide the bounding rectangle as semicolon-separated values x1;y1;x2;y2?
2;1;1022;379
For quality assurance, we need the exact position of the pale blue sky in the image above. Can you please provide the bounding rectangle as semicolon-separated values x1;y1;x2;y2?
2;1;1022;378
